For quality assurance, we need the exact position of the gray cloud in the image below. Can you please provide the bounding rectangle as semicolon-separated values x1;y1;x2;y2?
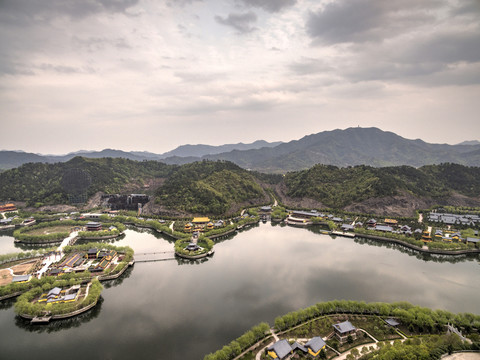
0;57;34;76
306;0;440;44
237;0;296;13
301;0;480;87
289;58;333;76
451;0;480;17
37;63;96;74
402;32;480;65
167;0;203;7
0;0;139;23
215;12;257;34
73;36;132;52
174;71;226;83
343;30;480;86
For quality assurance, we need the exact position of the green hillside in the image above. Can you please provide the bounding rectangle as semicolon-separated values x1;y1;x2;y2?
0;157;172;205
284;163;480;208
0;158;268;215
155;161;266;215
2;157;480;215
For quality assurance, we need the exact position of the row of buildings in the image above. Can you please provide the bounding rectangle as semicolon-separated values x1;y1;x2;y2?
0;203;17;212
267;319;400;359
428;212;480;227
37;285;81;304
285;210;344;226
48;248;118;276
267;320;359;359
184;217;225;232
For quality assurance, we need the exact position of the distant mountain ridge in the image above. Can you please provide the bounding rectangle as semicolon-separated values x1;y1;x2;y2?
0;140;282;170
158;140;283;158
198;127;480;172
1;128;479;172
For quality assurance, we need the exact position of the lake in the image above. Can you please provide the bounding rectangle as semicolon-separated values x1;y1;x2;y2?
0;223;479;359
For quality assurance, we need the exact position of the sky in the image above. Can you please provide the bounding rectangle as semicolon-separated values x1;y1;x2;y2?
1;0;479;154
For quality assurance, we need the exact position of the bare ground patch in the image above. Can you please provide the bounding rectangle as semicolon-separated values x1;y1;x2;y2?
11;260;36;275
0;269;12;286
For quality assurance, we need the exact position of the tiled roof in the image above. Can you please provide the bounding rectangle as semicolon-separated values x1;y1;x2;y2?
333;321;356;334
305;337;326;353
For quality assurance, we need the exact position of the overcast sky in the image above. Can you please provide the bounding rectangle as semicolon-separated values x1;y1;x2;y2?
1;0;479;154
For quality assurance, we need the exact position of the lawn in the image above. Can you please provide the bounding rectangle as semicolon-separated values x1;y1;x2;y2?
25;225;72;236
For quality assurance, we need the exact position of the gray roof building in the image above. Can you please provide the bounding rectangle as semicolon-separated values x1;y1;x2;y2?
375;225;393;232
341;224;354;231
12;274;31;283
267;339;292;359
64;293;77;301
333;321;356;334
48;287;62;297
385;318;400;327
305;337;326;353
291;341;307;353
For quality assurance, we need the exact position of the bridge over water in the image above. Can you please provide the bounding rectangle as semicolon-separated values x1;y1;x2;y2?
133;251;176;263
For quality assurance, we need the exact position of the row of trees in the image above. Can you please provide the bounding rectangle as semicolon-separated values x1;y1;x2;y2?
0;248;54;265
203;322;270;360
354;228;477;251
274;300;480;333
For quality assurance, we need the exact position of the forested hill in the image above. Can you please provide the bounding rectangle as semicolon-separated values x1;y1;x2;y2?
281;163;480;213
0;157;173;205
2;158;480;216
0;158;269;215
155;161;268;215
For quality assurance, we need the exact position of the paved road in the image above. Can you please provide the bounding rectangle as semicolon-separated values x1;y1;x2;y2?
442;354;480;360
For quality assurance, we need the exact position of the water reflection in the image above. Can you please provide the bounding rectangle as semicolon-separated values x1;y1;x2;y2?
0;222;479;360
14;297;103;333
354;237;479;264
175;256;211;266
102;267;134;289
0;297;15;310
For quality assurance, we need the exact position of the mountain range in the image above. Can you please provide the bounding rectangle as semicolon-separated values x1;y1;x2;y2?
1;128;479;172
0;140;281;171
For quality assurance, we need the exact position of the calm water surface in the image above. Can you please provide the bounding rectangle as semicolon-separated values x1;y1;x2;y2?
0;223;479;359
